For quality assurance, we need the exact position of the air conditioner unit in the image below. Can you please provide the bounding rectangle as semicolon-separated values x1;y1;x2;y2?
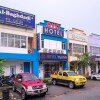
61;50;64;54
43;48;48;53
53;49;56;53
28;49;32;53
57;50;60;54
49;49;52;53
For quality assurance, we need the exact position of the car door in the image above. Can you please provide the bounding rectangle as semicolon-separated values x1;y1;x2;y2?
56;71;63;83
62;72;69;85
15;75;23;93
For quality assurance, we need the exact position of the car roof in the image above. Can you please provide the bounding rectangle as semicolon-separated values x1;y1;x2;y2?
18;73;34;76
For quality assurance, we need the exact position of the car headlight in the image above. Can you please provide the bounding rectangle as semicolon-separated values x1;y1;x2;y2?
74;78;80;81
27;86;32;91
43;84;47;88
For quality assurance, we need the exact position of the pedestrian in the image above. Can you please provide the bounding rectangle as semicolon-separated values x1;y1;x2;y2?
98;69;100;73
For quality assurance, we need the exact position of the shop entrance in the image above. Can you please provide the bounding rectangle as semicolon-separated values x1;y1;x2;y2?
44;63;59;78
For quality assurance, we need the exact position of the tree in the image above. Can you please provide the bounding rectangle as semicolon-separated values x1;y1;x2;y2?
0;59;6;74
70;53;96;75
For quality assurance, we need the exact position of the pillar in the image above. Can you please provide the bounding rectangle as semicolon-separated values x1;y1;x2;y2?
32;61;39;77
64;61;68;70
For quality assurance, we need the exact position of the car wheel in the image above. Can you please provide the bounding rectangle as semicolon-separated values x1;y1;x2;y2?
52;79;57;85
93;77;96;80
21;89;27;100
69;82;74;89
41;92;46;97
12;84;16;92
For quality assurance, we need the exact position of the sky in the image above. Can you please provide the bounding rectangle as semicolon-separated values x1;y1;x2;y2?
0;0;100;35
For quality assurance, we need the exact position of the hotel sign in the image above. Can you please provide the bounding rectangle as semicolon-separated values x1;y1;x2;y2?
43;21;64;37
0;6;35;28
40;53;67;61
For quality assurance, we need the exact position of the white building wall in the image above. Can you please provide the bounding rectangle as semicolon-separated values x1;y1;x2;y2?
4;60;24;76
0;47;28;54
0;24;34;54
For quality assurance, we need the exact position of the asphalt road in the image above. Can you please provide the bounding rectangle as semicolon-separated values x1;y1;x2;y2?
10;80;100;100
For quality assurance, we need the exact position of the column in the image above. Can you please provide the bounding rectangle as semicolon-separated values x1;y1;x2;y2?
64;61;68;70
32;61;39;77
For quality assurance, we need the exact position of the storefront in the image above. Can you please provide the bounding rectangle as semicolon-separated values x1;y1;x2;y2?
88;33;100;75
0;6;39;77
36;20;68;79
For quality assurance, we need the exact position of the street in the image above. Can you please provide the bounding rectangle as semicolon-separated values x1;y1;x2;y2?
10;80;100;100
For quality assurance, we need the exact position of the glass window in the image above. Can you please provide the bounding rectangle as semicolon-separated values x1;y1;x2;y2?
8;34;14;47
1;33;27;48
1;33;7;47
23;75;38;81
15;35;20;48
72;43;85;56
63;72;68;76
41;39;44;48
59;72;62;76
62;42;66;50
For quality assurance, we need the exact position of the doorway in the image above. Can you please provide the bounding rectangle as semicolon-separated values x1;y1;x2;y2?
10;66;16;76
44;63;59;78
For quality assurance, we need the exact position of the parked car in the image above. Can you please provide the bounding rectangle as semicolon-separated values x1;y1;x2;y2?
51;70;87;89
91;73;100;80
12;73;48;100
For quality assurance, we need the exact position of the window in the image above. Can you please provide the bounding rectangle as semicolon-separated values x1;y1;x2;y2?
41;39;44;48
90;46;100;55
63;72;68;76
8;34;14;47
1;33;27;48
1;33;7;46
62;42;66;50
72;43;85;56
15;35;20;48
21;36;26;48
59;72;62;76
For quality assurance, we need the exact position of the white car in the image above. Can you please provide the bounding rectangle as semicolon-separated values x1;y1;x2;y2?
91;73;100;80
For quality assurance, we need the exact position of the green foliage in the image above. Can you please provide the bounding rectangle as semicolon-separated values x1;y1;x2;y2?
0;59;6;74
70;53;96;73
43;78;49;84
42;78;52;85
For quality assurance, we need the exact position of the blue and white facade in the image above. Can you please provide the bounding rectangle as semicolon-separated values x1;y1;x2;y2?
0;6;39;77
37;20;68;78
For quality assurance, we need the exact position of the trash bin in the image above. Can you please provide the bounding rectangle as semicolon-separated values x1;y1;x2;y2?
2;89;9;100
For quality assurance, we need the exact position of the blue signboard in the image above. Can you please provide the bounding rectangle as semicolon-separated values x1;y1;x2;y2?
0;6;35;28
43;27;64;37
40;53;68;61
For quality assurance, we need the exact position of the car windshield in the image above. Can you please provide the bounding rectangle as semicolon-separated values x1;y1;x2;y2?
23;75;38;81
67;72;77;76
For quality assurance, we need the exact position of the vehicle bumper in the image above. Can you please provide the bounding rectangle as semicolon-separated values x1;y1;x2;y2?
26;87;48;95
75;81;87;86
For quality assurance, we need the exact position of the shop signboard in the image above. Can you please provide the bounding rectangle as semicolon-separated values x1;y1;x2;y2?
39;53;67;60
0;6;35;28
43;21;64;37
